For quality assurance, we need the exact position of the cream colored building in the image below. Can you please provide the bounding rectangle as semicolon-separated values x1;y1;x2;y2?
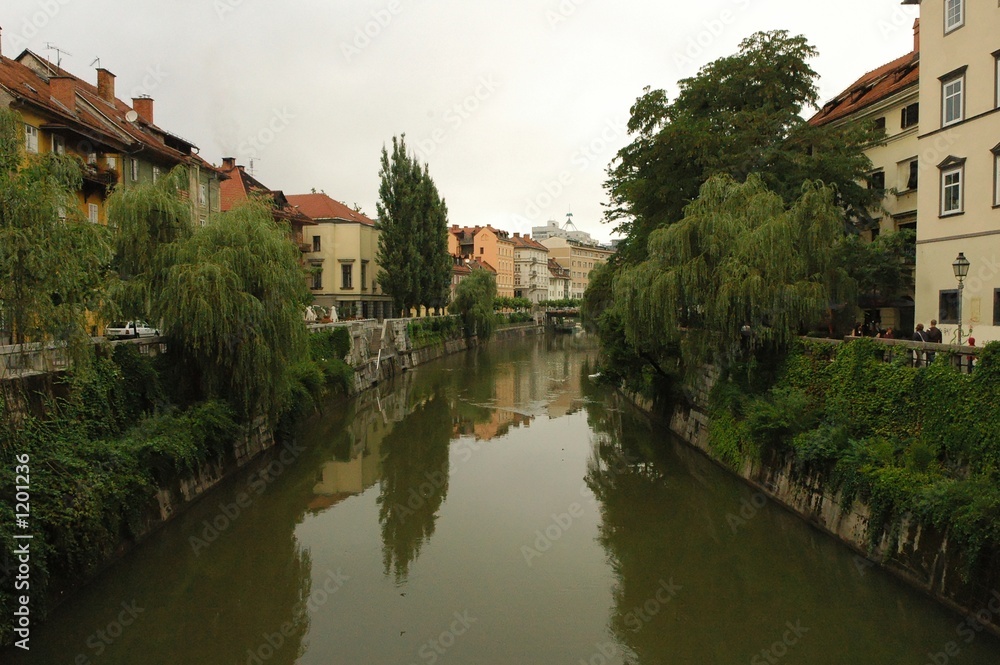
511;233;550;304
903;0;1000;344
540;236;615;300
288;193;393;320
810;23;920;333
548;259;571;301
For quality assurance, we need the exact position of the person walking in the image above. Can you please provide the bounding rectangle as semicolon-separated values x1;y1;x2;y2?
926;320;943;344
912;323;927;367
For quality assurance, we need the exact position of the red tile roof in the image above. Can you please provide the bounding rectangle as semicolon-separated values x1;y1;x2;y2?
511;233;548;251
810;51;919;126
286;193;375;226
220;161;314;226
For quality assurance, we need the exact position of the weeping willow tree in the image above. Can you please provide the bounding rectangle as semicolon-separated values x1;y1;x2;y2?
0;108;111;350
615;174;854;371
104;166;192;322
449;268;497;340
156;198;310;420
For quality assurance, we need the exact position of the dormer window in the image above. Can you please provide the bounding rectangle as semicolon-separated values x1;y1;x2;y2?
945;0;964;34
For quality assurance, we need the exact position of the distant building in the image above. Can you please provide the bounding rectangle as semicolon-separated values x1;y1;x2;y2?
532;212;600;246
286;193;393;320
219;157;315;252
510;233;549;303
450;256;495;302
448;225;515;298
540;236;614;300
547;258;570;301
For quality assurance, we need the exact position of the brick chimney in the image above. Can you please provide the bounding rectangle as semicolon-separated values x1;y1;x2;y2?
132;96;154;124
49;76;76;110
96;68;115;103
222;157;236;170
913;18;920;52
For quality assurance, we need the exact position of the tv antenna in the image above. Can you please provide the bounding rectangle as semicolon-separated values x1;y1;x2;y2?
249;157;261;176
564;209;579;233
44;43;72;69
90;57;101;69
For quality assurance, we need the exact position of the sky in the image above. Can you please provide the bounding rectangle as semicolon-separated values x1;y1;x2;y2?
1;0;919;244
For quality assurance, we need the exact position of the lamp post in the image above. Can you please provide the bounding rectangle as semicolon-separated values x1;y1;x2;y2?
952;252;970;345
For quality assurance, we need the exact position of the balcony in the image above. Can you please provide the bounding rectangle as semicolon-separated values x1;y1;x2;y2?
81;165;118;191
299;242;313;253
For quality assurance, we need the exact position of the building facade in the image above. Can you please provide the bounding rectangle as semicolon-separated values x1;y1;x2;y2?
0;46;223;227
903;0;1000;344
287;193;393;320
547;258;571;301
511;233;550;303
810;23;920;334
540;236;614;300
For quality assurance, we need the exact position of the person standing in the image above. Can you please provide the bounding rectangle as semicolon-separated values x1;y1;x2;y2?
912;323;927;367
926;320;943;344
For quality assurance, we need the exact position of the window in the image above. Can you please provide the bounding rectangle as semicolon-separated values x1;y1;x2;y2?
944;0;964;33
24;125;38;153
900;103;919;129
152;166;161;183
342;264;353;289
361;263;368;291
130;158;139;181
996;52;1000;109
869;171;885;191
312;236;321;252
907;160;919;191
311;268;323;290
198;184;208;206
939;290;959;325
942;75;964;126
52;134;65;155
87;152;97;165
995;148;1000;207
199;216;207;227
939;159;965;215
995;290;1000;327
106;156;116;171
873;117;886;133
88;204;99;224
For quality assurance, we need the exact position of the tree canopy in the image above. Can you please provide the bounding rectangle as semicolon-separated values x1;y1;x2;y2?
615;174;854;370
376;135;452;315
604;30;882;265
450;268;497;340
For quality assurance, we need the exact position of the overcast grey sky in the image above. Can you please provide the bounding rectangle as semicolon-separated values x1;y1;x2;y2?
2;0;919;243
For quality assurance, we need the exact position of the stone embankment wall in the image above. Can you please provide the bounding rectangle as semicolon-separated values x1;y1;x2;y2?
626;366;1000;637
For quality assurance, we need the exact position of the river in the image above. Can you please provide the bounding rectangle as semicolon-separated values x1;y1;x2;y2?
11;334;1000;664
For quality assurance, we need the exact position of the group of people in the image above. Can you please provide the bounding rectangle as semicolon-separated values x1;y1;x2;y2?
851;321;896;339
912;319;976;347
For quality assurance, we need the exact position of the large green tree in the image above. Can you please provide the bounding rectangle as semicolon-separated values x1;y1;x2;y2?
450;268;497;340
376;135;451;315
615;174;854;371
0;108;111;349
604;31;882;266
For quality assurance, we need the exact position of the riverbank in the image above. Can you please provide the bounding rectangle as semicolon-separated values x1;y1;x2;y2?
620;339;1000;638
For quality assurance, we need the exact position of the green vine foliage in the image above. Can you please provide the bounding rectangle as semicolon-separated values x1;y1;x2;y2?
708;338;1000;572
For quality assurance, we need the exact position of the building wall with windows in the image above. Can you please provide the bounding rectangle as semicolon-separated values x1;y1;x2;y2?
540;236;614;300
511;233;549;303
809;26;920;334
905;0;1000;343
288;193;393;320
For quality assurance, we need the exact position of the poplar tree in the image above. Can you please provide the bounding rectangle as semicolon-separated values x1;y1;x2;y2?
0;108;111;351
376;135;451;315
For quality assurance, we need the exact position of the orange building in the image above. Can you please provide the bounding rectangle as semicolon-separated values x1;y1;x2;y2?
448;225;515;298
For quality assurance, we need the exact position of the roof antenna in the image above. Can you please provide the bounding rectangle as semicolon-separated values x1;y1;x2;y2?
90;57;101;69
44;42;72;69
249;157;260;176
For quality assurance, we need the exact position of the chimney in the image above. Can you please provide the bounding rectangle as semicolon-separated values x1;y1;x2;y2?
96;68;116;104
132;96;154;124
222;157;236;170
913;18;920;52
49;76;76;110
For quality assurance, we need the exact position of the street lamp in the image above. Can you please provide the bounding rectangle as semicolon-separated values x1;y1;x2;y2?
952;252;971;345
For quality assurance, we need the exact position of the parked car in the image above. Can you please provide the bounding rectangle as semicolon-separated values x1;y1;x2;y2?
104;321;160;339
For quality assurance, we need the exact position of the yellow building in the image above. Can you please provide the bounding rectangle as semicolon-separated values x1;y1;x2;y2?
0;47;223;227
287;193;393;320
903;0;1000;344
810;22;920;333
540;236;615;300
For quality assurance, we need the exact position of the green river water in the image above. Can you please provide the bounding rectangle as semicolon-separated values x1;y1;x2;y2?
10;334;1000;664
